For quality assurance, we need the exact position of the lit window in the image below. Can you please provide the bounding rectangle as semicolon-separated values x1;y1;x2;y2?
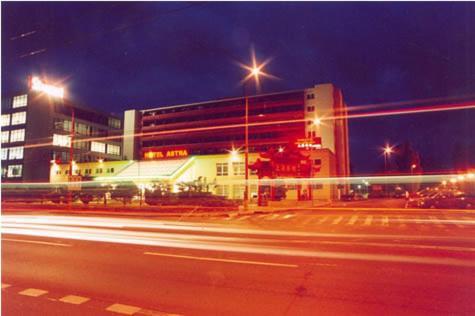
232;185;245;199
91;141;106;153
53;134;71;147
216;163;228;176
10;129;25;142
2;131;10;143
1;148;8;160
232;162;245;176
12;95;28;108
11;111;27;125
8;146;24;160
1;114;10;127
108;117;121;129
215;185;229;197
107;144;120;156
7;164;22;177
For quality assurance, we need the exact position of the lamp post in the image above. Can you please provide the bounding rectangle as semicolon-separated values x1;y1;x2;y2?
383;145;393;172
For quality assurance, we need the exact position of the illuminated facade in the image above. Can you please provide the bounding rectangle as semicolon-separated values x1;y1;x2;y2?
123;83;349;179
1;77;123;182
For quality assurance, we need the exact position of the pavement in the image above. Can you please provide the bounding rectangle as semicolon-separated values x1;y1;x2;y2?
3;207;475;315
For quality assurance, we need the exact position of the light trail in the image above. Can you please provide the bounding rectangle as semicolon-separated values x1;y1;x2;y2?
20;100;475;151
3;215;475;268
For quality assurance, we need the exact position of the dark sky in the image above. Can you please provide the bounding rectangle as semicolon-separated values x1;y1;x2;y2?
2;2;475;174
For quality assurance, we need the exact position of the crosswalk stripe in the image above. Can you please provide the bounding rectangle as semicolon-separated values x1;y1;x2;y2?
59;295;90;305
318;216;329;224
381;216;389;226
332;216;343;225
347;215;358;225
19;288;48;297
106;303;142;315
363;216;373;226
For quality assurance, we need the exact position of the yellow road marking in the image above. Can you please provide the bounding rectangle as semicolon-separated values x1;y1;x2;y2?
144;252;298;268
59;295;90;305
19;288;48;297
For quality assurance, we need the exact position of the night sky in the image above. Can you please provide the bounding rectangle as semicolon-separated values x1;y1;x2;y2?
2;2;475;174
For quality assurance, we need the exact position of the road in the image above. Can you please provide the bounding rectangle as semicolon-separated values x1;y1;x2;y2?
2;207;475;315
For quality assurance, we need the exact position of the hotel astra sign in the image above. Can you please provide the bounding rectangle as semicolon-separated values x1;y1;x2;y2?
144;149;189;160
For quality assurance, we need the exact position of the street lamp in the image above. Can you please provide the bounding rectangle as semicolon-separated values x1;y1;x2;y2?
239;49;275;211
383;145;393;172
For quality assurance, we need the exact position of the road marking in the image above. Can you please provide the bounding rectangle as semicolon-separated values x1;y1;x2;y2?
2;238;71;247
138;308;183;316
283;214;295;219
19;288;48;297
59;295;90;305
347;215;358;225
106;303;142;315
332;216;343;225
237;215;250;221
364;216;373;226
2;284;11;289
268;214;280;220
381;216;389;226
317;216;329;224
144;252;298;268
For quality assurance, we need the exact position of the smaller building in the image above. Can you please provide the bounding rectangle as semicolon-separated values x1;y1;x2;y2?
50;147;338;201
1;76;123;182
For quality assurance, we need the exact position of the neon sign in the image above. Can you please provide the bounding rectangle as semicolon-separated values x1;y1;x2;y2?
144;149;188;160
30;77;64;98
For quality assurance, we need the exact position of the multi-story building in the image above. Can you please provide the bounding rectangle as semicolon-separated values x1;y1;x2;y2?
51;83;349;202
1;76;123;182
124;83;349;178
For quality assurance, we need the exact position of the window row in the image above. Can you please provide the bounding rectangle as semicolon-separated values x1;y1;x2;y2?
1;129;25;143
55;167;115;176
53;118;109;137
216;162;247;176
52;134;120;155
2;112;27;127
2;164;23;178
1;146;24;160
12;95;28;108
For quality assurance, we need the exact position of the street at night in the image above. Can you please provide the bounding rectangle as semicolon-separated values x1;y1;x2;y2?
3;206;475;315
2;1;475;315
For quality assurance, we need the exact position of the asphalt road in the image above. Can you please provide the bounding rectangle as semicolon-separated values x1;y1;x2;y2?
2;208;475;315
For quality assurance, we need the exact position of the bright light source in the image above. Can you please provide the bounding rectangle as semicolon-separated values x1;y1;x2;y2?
313;118;321;126
251;67;261;77
467;173;474;179
383;146;393;155
450;178;457;184
441;180;447;186
357;185;362;189
229;148;240;161
98;158;104;163
457;175;465;181
278;147;284;153
411;164;417;169
31;77;64;98
50;159;56;164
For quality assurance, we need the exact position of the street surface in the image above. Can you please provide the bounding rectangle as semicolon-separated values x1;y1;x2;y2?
2;207;475;315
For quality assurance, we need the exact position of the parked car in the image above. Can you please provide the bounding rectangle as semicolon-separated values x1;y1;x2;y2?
420;190;475;209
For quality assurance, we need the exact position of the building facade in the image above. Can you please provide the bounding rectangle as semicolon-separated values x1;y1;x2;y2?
2;77;123;182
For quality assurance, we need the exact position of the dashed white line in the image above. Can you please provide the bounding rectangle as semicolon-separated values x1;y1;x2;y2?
332;216;343;225
2;238;71;247
382;216;389;226
19;288;48;297
364;216;373;226
283;214;295;219
144;251;298;268
59;295;90;305
347;215;358;225
106;303;142;315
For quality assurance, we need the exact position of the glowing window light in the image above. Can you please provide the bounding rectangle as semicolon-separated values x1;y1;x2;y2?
31;77;64;98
